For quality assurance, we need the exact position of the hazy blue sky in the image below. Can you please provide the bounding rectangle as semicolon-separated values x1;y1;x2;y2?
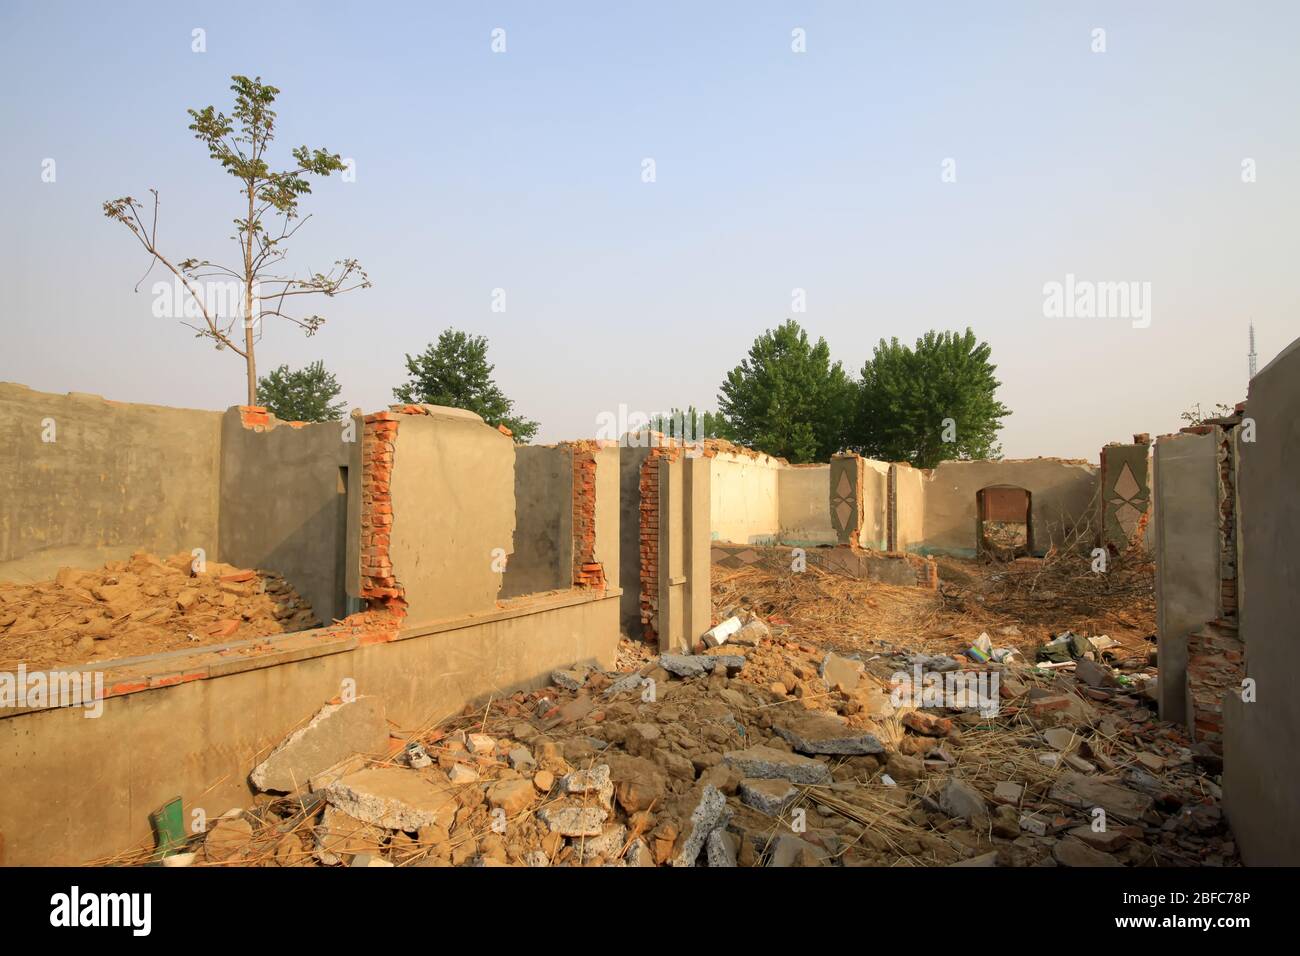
2;1;1296;457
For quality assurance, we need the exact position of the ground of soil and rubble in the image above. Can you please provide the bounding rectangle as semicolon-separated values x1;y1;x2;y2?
111;548;1235;869
0;551;320;670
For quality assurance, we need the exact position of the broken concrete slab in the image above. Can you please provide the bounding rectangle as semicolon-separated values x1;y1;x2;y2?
250;696;389;793
706;827;739;867
551;668;588;692
1049;772;1155;821
939;777;989;826
671;785;730;867
1043;727;1077;751
1053;835;1125;867
722;745;831;784
314;806;386;866
324;767;457;831
659;653;746;678
561;764;614;809
772;712;884;755
992;781;1024;806
577;823;627;862
738;777;799;815
537;805;608;837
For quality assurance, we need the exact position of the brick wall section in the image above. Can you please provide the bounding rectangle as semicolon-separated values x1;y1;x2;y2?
359;410;405;616
1185;622;1245;750
1215;428;1238;617
569;441;606;590
638;445;681;643
907;553;939;589
1179;404;1245;746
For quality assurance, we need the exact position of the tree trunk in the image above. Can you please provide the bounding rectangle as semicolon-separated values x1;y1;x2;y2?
244;182;257;407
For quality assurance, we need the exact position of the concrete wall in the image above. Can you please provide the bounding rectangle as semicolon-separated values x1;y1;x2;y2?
500;445;572;598
919;459;1099;558
776;465;835;546
860;459;890;550
387;409;515;625
218;409;361;624
1099;442;1152;550
708;451;781;545
893;463;925;553
1223;336;1300;865
1152;431;1221;725
0;590;619;866
0;383;222;584
592;445;620;588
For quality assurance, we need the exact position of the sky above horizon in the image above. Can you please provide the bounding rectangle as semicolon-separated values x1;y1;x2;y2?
2;1;1296;458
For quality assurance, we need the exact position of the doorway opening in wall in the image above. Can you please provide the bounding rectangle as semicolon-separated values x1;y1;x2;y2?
977;485;1032;560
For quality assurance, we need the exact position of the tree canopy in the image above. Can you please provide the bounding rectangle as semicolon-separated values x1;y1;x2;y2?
256;360;347;422
393;329;539;442
854;329;1009;468
716;320;856;463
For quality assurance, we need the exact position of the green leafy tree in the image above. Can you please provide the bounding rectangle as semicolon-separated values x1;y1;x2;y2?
393;329;539;442
717;320;856;463
256;361;347;422
104;75;370;406
854;329;1010;469
646;407;729;443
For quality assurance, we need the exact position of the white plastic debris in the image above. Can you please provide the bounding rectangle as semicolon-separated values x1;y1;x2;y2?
701;616;743;648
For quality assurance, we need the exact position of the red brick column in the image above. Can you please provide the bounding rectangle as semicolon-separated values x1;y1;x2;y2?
638;445;680;643
570;442;606;589
360;411;405;616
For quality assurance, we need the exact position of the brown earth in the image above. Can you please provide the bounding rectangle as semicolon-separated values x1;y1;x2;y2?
0;550;320;670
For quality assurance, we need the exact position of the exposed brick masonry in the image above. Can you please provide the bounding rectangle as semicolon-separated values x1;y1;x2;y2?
570;442;605;589
359;411;404;616
638;445;681;644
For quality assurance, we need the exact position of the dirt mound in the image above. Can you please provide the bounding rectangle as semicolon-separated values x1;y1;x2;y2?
0;551;320;670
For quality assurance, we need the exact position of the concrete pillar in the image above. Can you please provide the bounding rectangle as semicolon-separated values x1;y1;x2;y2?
657;455;686;652
1152;430;1221;725
684;452;712;647
593;445;620;593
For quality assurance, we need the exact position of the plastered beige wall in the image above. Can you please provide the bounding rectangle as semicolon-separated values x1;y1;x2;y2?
893;463;925;552
0;383;222;584
920;458;1099;557
388;410;516;624
777;464;835;546
709;451;782;544
859;459;891;550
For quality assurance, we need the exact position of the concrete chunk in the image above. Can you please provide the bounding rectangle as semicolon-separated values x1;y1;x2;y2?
738;777;799;815
250;696;388;793
722;745;830;784
537;805;608;837
772;713;884;755
324;767;458;831
671;785;730;867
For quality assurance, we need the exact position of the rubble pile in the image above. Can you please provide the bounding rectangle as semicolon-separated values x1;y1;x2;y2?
0;551;320;669
173;610;1235;868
